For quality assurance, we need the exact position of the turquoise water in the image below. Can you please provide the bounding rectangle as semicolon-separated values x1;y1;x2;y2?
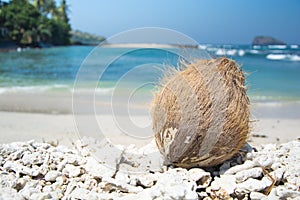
0;44;300;101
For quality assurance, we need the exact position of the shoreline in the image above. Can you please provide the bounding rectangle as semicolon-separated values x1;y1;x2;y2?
0;104;299;148
0;42;197;53
0;91;300;116
0;91;299;147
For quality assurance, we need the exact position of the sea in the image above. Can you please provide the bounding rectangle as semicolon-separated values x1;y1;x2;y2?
0;44;300;103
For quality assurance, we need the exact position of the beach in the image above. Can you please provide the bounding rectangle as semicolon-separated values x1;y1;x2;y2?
0;99;300;199
1;0;300;197
0;91;299;147
0;110;299;147
1;45;300;199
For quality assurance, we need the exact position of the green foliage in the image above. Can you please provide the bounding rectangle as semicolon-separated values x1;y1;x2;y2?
0;0;71;46
31;0;56;17
49;19;71;45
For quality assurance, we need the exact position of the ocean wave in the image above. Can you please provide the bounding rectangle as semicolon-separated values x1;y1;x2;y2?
71;87;115;95
238;50;245;56
248;49;261;55
197;45;207;50
215;49;239;56
266;54;300;61
290;55;300;61
290;44;299;49
266;54;286;60
253;101;284;107
210;48;265;57
206;47;218;52
253;45;261;49
268;45;287;49
95;87;115;94
0;84;70;94
250;95;300;102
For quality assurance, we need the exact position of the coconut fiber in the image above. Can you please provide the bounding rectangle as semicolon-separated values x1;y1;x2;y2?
152;57;250;168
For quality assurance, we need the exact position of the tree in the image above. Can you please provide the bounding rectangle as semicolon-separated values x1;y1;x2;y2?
0;0;42;45
50;0;71;45
32;0;71;45
31;0;56;17
49;19;70;45
0;0;71;46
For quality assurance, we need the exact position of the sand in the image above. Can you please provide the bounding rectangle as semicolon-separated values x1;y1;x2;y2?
0;105;299;148
0;90;299;147
0;93;299;199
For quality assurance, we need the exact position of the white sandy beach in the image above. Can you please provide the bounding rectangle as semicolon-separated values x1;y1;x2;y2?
0;88;299;147
0;105;299;199
0;102;299;147
0;88;299;200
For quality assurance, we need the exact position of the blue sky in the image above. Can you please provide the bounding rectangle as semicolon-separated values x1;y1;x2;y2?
68;0;300;44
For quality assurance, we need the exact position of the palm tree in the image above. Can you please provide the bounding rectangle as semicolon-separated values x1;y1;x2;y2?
31;0;56;17
54;0;69;22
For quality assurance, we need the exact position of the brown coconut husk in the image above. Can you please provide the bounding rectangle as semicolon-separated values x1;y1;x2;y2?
152;57;250;168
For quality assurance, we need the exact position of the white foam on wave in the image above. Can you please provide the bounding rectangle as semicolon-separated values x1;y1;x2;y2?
0;84;70;94
269;50;286;54
95;87;114;95
71;87;115;95
253;101;283;107
253;45;261;49
249;49;260;54
289;55;300;61
0;88;7;94
226;49;237;56
250;95;298;102
215;49;237;56
215;49;225;56
197;45;207;50
206;47;218;52
238;50;245;56
290;44;298;49
268;45;287;49
266;54;286;60
266;54;300;61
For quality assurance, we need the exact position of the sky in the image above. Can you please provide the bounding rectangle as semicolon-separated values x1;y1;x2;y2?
68;0;300;44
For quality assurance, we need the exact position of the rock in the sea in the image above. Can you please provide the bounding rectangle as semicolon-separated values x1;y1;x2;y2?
252;36;286;45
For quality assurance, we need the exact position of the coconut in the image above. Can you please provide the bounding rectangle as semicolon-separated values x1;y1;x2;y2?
152;57;250;168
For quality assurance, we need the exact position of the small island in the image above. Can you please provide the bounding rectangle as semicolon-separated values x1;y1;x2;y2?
252;36;286;45
70;30;105;46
